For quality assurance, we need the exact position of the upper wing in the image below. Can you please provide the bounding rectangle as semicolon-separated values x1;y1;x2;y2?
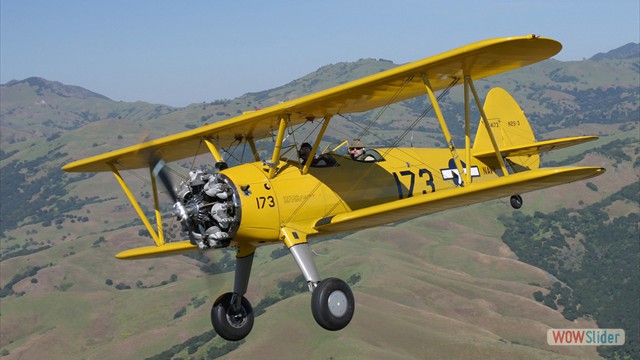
313;166;604;234
63;35;561;173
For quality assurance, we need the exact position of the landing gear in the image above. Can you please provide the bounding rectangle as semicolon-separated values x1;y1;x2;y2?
211;250;255;341
212;241;356;341
211;292;254;341
510;194;523;209
288;242;356;331
311;278;355;331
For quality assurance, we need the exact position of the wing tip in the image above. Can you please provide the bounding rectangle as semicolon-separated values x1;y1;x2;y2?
61;162;80;172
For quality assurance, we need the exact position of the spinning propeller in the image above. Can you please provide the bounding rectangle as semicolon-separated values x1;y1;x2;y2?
151;158;189;224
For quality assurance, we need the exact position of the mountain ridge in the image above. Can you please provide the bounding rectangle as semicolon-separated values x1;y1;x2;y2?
590;42;639;61
0;41;638;359
2;77;112;101
1;42;637;107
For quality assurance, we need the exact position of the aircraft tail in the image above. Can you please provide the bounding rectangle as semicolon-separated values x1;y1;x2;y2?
473;87;539;171
472;88;598;173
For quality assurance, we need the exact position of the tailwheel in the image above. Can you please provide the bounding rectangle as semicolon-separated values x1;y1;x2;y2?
211;292;254;341
311;278;355;331
510;194;523;209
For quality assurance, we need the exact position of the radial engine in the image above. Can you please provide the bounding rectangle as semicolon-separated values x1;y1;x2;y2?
172;170;241;249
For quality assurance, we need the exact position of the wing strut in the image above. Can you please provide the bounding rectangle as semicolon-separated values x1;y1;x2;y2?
422;74;466;186
302;116;332;175
149;165;165;245
110;164;165;246
466;76;509;176
463;77;472;184
268;115;289;179
203;138;228;170
247;137;260;162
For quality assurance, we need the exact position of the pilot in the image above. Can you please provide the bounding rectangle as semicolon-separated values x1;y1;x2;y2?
348;139;375;162
299;142;336;167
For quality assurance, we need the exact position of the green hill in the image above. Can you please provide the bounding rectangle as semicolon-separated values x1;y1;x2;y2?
1;43;638;359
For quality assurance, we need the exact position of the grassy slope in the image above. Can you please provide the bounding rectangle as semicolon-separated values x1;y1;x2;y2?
2;191;614;359
1;125;634;360
222;207;601;360
1;56;637;359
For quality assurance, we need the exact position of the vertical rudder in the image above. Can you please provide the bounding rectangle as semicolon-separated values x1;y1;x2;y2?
473;87;540;171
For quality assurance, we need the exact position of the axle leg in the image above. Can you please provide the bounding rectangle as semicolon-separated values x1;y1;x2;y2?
233;249;255;301
289;243;321;291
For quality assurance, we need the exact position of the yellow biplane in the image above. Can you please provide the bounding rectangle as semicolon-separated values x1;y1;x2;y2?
62;35;604;341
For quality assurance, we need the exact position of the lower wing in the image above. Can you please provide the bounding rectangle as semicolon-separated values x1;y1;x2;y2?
313;166;604;234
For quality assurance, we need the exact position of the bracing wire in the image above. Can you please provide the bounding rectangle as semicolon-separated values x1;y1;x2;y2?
355;75;415;141
188;140;204;173
338;77;459;154
329;77;461;197
392;77;459;149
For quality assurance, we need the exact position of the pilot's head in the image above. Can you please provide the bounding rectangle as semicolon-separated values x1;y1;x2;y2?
348;139;365;159
299;142;312;160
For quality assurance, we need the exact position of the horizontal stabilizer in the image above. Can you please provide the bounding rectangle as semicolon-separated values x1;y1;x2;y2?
116;241;198;260
473;136;598;159
314;166;604;234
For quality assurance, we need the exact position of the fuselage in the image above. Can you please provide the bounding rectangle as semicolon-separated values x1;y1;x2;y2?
222;147;505;248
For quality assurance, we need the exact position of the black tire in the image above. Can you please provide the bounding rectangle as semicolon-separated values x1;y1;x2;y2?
311;278;355;331
211;292;254;341
510;194;523;209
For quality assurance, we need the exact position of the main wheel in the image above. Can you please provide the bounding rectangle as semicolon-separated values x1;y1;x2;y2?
311;278;355;331
211;292;254;341
510;194;523;209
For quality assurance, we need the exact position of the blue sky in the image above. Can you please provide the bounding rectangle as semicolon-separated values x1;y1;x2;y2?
1;0;638;107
